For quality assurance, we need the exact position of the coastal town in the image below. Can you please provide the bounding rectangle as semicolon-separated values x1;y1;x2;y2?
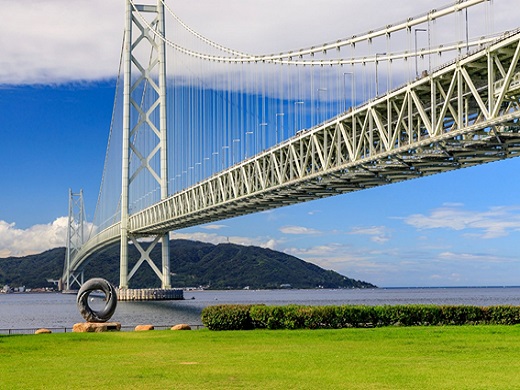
1;285;55;293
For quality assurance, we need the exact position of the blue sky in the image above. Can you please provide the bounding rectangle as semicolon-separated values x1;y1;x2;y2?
1;0;519;287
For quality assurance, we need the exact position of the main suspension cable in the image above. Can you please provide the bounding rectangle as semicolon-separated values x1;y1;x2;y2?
132;0;491;64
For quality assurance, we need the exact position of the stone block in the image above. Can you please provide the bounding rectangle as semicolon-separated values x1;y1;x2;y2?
73;322;121;333
171;324;191;330
135;324;154;331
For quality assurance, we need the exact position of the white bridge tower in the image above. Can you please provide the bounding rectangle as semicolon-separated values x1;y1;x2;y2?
120;0;170;289
63;189;86;291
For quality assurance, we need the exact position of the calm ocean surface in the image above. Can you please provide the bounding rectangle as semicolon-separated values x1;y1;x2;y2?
1;287;519;330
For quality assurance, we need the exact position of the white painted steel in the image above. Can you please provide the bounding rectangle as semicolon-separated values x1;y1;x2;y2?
64;189;86;290
129;32;520;234
157;1;171;289
119;0;170;289
120;0;132;290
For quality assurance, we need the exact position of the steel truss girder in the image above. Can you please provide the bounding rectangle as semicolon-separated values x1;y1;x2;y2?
69;31;520;273
131;31;520;234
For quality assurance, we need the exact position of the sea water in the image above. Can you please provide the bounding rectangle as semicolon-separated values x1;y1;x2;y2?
1;287;519;331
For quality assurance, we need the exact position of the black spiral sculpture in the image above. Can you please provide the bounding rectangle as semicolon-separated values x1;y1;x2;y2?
77;278;117;323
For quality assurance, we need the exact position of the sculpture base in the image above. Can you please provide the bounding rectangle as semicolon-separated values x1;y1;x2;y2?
73;322;121;333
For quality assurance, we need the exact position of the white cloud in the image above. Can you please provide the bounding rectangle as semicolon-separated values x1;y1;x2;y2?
438;251;516;264
279;225;321;235
284;242;399;285
284;242;388;270
1;1;515;85
170;231;281;250
429;273;462;283
0;1;123;84
285;243;348;257
348;225;390;243
0;216;278;259
200;224;227;230
0;218;68;257
403;204;520;239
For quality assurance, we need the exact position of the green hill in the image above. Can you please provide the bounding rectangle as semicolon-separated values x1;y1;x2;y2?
0;240;376;290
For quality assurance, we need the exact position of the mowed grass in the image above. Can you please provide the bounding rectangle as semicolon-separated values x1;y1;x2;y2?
1;326;519;389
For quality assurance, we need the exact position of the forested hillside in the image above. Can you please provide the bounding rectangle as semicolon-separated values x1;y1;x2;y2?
0;240;376;290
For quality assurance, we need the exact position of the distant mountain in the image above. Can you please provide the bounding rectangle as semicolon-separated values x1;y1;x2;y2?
0;240;376;290
0;248;65;289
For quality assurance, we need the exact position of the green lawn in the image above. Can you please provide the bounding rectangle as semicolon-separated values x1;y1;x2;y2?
1;326;519;389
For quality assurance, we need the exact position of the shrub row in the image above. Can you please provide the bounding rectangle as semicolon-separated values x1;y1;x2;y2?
201;304;520;330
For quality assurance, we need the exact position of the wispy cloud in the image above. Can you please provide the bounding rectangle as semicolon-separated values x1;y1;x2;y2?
403;204;520;239
170;231;281;250
279;225;321;235
348;225;390;243
429;273;462;283
437;251;516;264
285;243;349;257
284;242;399;284
2;1;514;85
200;224;227;230
284;243;373;273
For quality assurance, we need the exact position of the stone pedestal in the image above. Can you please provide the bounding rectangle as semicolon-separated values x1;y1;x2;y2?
73;322;121;333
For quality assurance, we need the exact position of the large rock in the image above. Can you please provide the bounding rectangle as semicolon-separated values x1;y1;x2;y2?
171;324;191;330
135;324;154;331
73;322;121;333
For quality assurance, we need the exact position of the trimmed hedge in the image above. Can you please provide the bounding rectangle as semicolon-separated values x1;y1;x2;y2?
201;304;520;330
200;304;255;330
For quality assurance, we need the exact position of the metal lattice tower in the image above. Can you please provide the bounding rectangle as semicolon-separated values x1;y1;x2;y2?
120;0;170;289
64;189;86;291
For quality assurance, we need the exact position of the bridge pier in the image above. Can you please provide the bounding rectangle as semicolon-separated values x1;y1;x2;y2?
117;288;183;301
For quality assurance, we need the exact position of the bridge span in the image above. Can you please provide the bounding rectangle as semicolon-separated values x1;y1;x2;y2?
62;0;520;292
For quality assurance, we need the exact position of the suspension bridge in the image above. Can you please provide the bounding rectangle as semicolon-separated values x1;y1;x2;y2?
61;0;520;298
